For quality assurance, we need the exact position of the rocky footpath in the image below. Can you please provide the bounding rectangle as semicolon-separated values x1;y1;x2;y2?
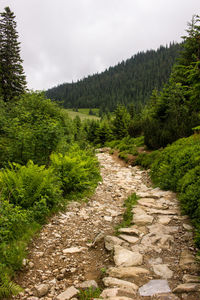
13;149;200;300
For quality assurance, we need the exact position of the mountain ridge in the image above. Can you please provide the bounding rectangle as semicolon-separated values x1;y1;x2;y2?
46;42;181;112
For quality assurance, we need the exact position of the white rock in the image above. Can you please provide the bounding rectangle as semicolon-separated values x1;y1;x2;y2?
56;286;79;300
133;213;154;225
139;280;171;296
77;280;98;290
182;274;200;283
119;235;139;244
114;245;143;267
157;215;172;225
173;283;200;293
103;277;138;291
183;223;193;231
152;264;173;279
118;227;141;236
104;236;124;251
34;284;49;297
63;247;86;254
104;216;113;222
108;266;149;278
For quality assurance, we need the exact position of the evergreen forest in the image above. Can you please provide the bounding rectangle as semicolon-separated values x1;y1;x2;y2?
0;5;200;298
46;43;181;113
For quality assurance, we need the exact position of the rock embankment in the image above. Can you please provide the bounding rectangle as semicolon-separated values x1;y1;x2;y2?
13;149;200;300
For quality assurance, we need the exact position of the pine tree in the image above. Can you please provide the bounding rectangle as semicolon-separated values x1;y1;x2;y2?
0;6;26;102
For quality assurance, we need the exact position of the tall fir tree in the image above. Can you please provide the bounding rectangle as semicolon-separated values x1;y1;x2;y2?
0;6;26;102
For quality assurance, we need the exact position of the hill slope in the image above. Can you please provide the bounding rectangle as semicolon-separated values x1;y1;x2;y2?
46;43;181;112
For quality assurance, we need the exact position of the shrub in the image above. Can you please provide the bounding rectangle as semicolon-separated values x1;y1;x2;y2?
0;200;30;243
149;134;200;248
151;135;200;191
135;150;161;169
0;161;62;220
50;145;101;195
178;166;200;246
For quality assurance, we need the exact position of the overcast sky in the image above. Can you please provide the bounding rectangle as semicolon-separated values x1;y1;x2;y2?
0;0;199;90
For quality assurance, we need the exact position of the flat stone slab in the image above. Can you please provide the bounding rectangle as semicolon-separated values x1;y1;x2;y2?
139;280;171;296
145;208;178;215
103;277;138;291
138;198;168;210
182;274;200;283
183;223;193;231
119;234;139;244
105;236;124;251
63;247;86;254
114;245;143;267
77;280;98;290
100;287;136;298
152;264;173;279
157;215;172;225
133;214;154;225
118;227;141;236
108;266;150;278
56;286;79;300
179;250;199;271
173;283;200;293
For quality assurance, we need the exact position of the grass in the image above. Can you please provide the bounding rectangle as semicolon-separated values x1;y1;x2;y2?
115;193;138;234
77;287;102;300
64;109;100;120
78;108;99;116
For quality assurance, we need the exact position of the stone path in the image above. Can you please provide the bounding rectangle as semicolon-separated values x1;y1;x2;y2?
13;149;200;300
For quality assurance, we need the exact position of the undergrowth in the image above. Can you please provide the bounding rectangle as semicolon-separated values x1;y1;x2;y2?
0;144;101;299
77;287;102;300
106;136;144;162
148;134;200;248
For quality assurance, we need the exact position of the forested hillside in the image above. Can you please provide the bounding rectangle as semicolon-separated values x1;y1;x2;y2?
46;43;181;112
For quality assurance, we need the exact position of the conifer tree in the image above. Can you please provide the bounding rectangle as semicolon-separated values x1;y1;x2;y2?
0;6;26;102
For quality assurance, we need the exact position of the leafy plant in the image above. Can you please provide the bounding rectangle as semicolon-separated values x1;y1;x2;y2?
77;287;102;300
50;145;101;195
0;160;62;214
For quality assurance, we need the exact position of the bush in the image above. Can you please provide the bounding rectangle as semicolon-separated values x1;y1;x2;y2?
135;150;161;169
0;161;62;221
151;135;200;191
178;166;200;246
0;200;30;243
50;145;101;195
149;134;200;248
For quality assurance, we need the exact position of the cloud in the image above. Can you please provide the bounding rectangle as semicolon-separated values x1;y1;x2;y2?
0;0;199;90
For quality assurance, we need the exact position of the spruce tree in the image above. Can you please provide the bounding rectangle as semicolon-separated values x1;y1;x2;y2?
0;6;26;102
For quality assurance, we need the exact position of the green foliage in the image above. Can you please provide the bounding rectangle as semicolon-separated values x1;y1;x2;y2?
0;269;23;299
78;287;102;300
0;161;62;216
50;145;101;195
112;105;131;139
149;134;200;247
116;193;138;233
106;136;142;159
135;150;161;169
151;135;200;191
0;200;30;243
0;92;73;167
143;16;200;149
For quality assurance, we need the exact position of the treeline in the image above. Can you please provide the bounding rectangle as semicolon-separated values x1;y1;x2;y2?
46;43;181;113
0;7;100;298
79;15;200;150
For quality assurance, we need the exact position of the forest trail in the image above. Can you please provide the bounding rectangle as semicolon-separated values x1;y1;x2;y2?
13;149;200;300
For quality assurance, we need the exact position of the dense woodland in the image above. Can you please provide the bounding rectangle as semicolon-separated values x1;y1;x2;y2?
46;43;181;113
0;5;200;299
